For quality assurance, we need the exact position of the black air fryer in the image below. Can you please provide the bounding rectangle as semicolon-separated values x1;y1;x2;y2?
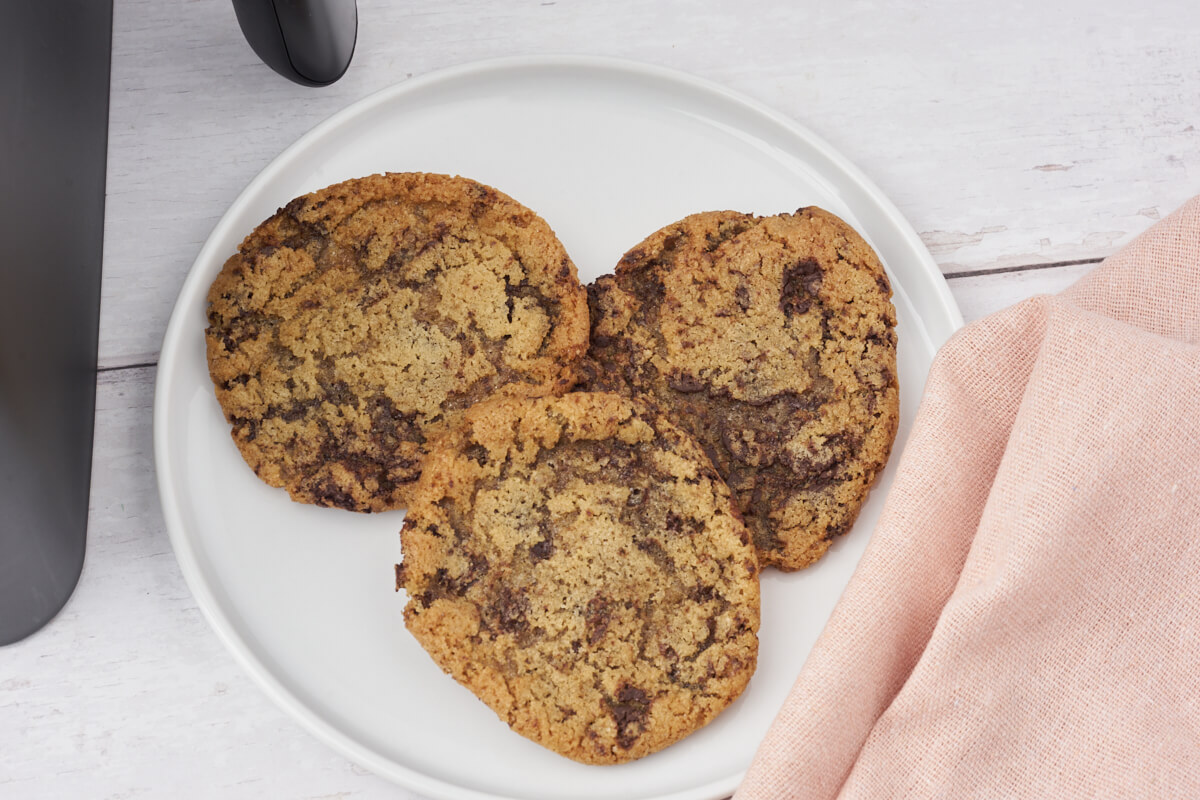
0;2;112;645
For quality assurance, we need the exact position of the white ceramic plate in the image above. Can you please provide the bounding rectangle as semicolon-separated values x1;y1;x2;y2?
155;56;961;800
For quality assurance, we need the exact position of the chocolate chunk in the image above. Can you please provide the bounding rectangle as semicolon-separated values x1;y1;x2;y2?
780;257;823;317
463;443;489;466
736;284;751;311
491;586;530;636
636;537;675;572
420;553;490;606
607;684;651;749
668;372;707;393
585;595;611;645
664;512;703;537
311;479;357;511
530;521;555;563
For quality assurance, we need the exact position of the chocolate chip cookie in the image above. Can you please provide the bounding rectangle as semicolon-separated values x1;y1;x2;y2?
205;173;589;512
397;392;760;764
584;208;899;571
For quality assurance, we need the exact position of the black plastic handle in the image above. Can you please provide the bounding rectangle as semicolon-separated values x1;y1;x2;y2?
232;0;358;87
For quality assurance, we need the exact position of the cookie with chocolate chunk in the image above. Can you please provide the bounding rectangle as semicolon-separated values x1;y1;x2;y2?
584;208;899;571
205;172;589;511
397;392;760;764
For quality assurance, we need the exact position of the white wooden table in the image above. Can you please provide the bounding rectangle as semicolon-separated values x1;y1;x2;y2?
3;0;1197;796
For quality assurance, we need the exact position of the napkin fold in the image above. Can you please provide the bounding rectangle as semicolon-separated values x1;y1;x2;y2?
736;197;1200;799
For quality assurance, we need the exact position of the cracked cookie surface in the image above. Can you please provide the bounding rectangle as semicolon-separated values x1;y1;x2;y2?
584;208;899;570
397;392;760;764
205;172;589;511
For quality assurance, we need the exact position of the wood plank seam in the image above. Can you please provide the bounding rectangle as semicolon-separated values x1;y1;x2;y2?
97;361;157;373
942;257;1105;281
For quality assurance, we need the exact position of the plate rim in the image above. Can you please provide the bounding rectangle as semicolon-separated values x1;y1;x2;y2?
153;53;963;800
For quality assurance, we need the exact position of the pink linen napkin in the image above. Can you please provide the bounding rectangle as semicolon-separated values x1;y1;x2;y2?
736;197;1200;799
